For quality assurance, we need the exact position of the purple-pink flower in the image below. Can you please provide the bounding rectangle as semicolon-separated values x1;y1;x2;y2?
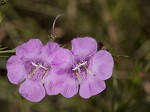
6;37;114;101
52;37;114;98
6;39;60;102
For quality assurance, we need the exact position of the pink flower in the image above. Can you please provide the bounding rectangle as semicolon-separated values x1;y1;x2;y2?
6;39;60;102
52;37;114;98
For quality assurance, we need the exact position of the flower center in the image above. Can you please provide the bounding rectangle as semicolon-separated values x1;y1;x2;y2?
72;61;92;83
27;62;50;82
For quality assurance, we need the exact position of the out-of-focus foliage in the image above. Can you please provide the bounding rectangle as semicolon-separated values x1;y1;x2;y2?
0;0;150;112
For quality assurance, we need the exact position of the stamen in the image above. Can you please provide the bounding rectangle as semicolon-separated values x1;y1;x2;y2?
80;61;87;66
72;61;87;71
29;62;49;80
75;71;81;84
31;62;38;67
82;65;95;76
72;61;88;83
42;70;49;83
38;64;48;70
72;66;78;71
28;66;39;78
32;62;48;70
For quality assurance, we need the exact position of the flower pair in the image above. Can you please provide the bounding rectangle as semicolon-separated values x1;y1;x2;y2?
6;37;114;102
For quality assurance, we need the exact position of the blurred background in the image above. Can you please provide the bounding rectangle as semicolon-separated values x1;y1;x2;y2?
0;0;150;112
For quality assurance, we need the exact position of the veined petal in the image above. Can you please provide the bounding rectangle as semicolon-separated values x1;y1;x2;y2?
60;76;78;98
6;55;26;84
41;42;60;63
79;76;106;99
44;71;65;95
89;50;114;80
71;37;97;61
52;48;75;74
19;80;45;102
16;39;42;59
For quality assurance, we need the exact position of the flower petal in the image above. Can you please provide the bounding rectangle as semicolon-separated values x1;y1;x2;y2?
41;42;60;63
71;37;97;61
60;76;78;98
19;80;45;102
52;48;75;74
44;71;65;95
79;76;106;99
89;50;114;80
6;55;26;84
16;39;42;59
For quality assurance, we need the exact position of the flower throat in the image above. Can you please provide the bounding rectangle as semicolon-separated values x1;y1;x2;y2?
28;62;50;82
72;61;92;83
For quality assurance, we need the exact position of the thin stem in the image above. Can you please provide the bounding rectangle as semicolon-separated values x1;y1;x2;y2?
0;49;16;53
0;47;7;50
0;56;9;58
51;14;63;37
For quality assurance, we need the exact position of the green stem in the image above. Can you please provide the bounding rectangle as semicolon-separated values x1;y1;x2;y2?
0;49;16;53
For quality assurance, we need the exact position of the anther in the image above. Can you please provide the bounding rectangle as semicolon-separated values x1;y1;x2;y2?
32;62;48;70
38;64;48;70
31;62;38;67
72;61;87;71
